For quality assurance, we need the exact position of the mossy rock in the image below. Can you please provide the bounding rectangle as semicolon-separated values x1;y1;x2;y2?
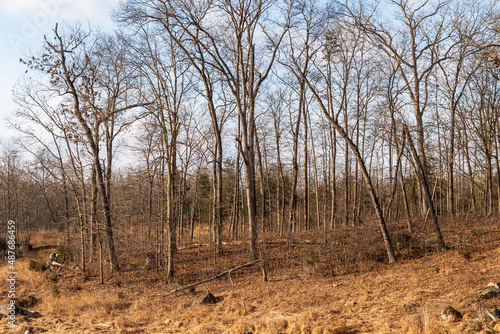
441;305;462;322
193;291;218;305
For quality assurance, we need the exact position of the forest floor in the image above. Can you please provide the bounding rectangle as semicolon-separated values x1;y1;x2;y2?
1;216;500;333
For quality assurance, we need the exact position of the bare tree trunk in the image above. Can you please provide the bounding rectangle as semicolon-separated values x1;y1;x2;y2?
496;133;500;214
75;144;88;272
287;79;304;248
303;96;310;230
254;128;266;235
329;125;337;229
99;231;104;285
399;167;413;234
215;137;223;254
272;98;286;236
96;154;120;273
485;151;493;216
298;69;396;263
189;166;200;247
231;143;241;240
344;123;349;226
211;146;220;258
90;159;98;262
165;137;177;281
308;115;321;230
404;125;446;250
448;103;456;216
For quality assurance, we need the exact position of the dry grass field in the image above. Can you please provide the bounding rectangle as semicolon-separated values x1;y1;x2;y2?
1;217;500;333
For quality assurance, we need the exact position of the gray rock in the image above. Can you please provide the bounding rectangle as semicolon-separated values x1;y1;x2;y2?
488;282;500;289
476;305;500;323
485;306;500;321
0;303;20;316
441;305;462;322
477;286;499;300
0;303;41;318
192;291;218;306
21;308;41;318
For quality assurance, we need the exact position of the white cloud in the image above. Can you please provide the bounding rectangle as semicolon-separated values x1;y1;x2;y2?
58;0;121;24
0;0;122;150
0;0;40;15
1;0;121;56
1;0;120;24
1;0;73;16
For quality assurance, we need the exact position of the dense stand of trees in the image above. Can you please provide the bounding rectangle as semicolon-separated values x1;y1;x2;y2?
2;0;500;280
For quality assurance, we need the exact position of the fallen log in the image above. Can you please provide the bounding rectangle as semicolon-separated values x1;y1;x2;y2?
30;245;58;251
164;259;267;297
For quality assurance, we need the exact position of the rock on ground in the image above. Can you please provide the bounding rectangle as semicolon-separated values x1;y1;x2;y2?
441;305;462;322
0;303;41;318
192;291;218;306
477;286;499;300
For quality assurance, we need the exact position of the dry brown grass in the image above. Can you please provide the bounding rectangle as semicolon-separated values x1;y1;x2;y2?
1;217;500;333
25;228;62;248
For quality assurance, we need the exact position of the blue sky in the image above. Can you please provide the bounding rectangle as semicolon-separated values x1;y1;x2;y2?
0;0;121;150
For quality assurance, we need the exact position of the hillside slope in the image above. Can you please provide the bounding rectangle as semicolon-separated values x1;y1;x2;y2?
1;218;500;333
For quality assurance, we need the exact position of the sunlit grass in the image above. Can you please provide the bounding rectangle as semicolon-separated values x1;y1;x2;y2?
0;219;499;333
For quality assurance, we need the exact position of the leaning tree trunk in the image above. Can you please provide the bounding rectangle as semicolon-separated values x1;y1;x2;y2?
404;125;446;250
302;75;396;263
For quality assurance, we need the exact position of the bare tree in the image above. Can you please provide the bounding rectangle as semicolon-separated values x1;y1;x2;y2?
287;1;396;262
340;0;455;249
23;23;146;273
117;0;289;259
125;27;192;280
463;60;500;215
437;0;496;216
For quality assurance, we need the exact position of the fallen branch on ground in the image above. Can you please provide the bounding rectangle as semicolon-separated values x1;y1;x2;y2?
164;259;267;297
29;245;58;251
